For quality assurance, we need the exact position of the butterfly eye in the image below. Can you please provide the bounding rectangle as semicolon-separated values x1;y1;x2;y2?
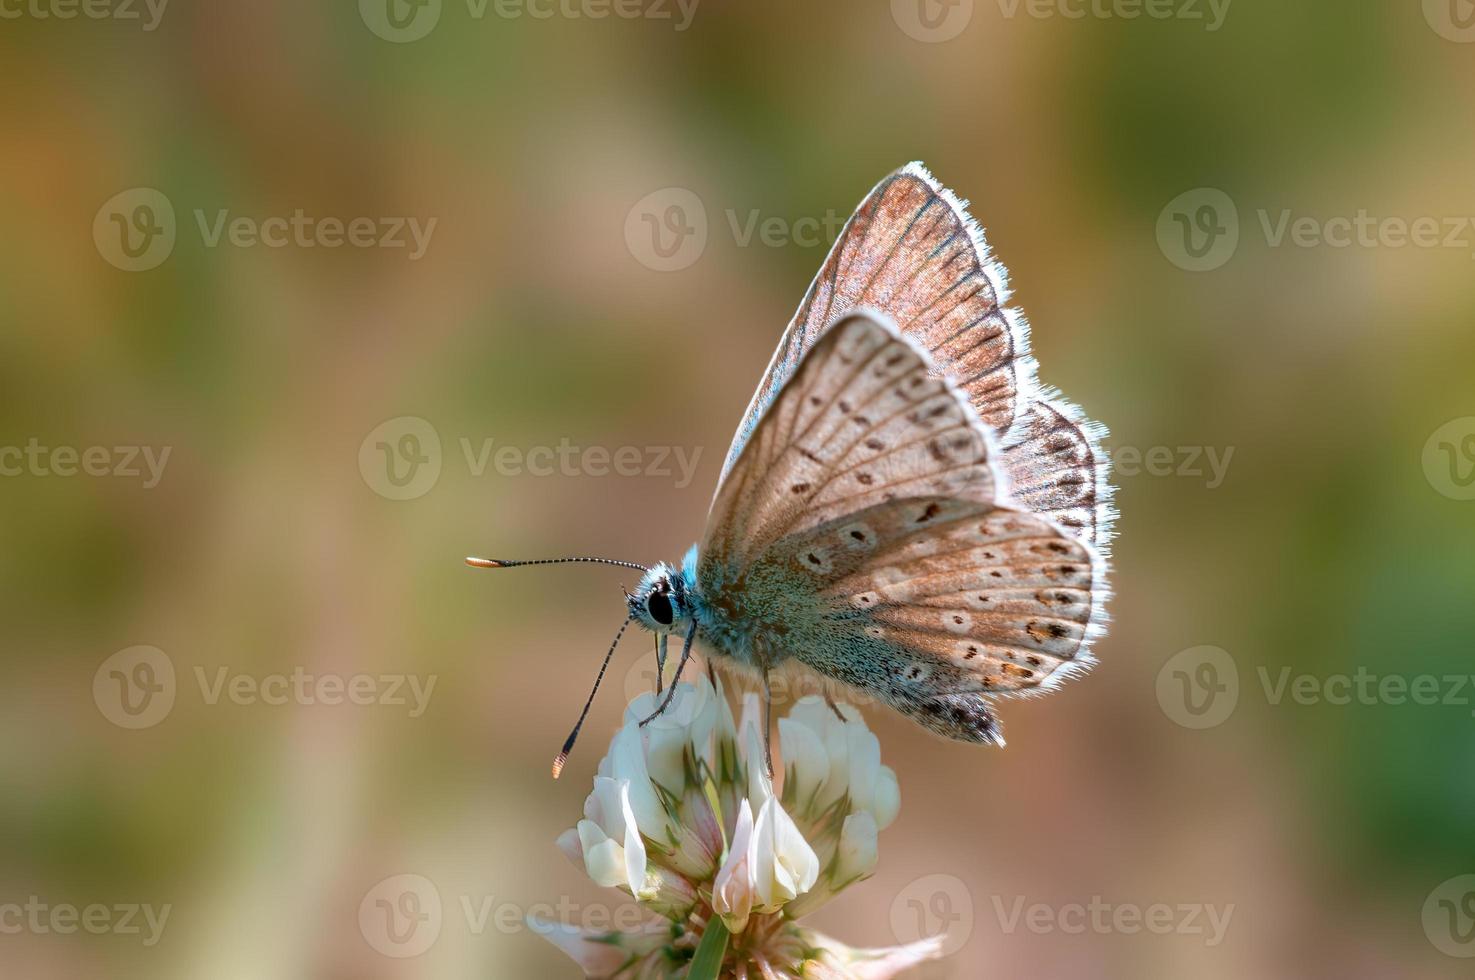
646;591;674;626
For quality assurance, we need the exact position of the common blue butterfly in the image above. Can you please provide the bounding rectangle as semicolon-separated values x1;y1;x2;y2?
470;163;1114;776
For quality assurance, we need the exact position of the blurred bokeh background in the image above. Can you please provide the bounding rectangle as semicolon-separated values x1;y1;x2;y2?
3;1;1475;977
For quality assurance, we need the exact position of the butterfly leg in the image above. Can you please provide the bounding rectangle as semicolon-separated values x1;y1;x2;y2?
823;694;846;723
638;621;697;727
654;634;668;695
762;671;775;779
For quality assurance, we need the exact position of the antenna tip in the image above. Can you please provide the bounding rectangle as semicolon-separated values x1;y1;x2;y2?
465;556;505;568
551;752;568;779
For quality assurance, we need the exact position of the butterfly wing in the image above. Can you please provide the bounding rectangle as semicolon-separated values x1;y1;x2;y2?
719;162;1036;487
999;397;1116;550
699;311;1105;745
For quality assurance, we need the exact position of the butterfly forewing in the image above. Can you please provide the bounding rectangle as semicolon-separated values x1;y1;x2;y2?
719;162;1035;486
707;312;998;567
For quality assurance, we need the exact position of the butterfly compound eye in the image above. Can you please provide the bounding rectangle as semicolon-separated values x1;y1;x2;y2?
646;591;674;626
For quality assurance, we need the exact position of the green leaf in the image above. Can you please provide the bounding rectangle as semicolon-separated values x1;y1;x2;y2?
687;917;730;980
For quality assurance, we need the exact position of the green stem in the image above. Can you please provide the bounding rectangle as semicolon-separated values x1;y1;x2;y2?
687;916;730;980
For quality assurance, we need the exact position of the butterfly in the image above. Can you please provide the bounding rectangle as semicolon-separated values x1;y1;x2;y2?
469;162;1114;776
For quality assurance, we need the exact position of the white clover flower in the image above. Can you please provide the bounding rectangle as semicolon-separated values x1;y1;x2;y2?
532;674;944;979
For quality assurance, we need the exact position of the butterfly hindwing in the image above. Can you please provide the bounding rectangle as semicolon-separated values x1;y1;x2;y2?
999;397;1115;549
719;162;1035;486
699;311;1103;745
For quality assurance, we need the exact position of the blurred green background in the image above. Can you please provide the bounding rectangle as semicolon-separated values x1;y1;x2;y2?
3;1;1475;977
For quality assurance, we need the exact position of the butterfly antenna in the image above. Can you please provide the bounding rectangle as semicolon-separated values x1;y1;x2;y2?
552;614;634;780
466;556;650;573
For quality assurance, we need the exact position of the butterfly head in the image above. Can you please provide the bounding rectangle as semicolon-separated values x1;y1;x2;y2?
627;561;693;635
